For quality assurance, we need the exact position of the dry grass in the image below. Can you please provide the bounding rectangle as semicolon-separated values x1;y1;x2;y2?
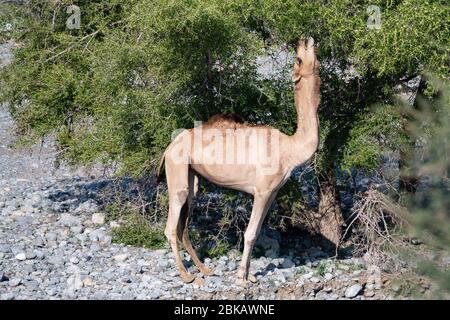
343;187;410;267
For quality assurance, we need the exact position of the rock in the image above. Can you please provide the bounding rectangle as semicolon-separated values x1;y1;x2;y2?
90;243;101;252
281;257;295;269
227;260;237;271
93;290;108;300
66;265;81;274
89;229;106;242
70;226;83;234
23;280;39;290
46;232;57;241
70;256;80;264
62;289;77;299
101;235;112;245
214;269;224;276
67;274;84;290
324;273;334;281
110;221;120;229
82;276;94;287
76;200;100;214
15;252;26;261
345;284;363;298
0;271;9;282
29;193;42;207
364;290;375;297
1;293;15;300
34;250;45;260
25;250;37;260
91;212;105;225
47;256;64;265
114;254;129;262
255;234;280;256
9;278;21;287
59;213;80;227
148;289;161;299
22;264;35;274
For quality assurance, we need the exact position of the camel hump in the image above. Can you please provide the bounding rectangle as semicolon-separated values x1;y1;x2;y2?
203;113;247;129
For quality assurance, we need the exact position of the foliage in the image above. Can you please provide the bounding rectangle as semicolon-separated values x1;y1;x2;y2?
112;213;166;249
402;75;450;297
2;0;447;176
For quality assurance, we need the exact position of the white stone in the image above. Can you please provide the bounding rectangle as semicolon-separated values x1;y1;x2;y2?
91;212;105;225
82;277;94;286
113;254;128;262
15;252;26;261
324;273;334;281
345;284;363;298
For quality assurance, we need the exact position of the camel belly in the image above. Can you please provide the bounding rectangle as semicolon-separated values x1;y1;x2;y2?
190;163;257;194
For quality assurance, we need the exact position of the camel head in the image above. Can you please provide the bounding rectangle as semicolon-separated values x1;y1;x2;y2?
292;37;319;83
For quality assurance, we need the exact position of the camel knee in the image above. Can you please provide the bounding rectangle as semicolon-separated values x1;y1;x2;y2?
244;231;257;247
164;226;177;241
176;188;189;203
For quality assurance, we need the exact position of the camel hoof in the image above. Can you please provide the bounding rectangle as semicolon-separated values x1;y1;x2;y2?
200;266;214;276
236;278;250;287
236;269;258;285
193;277;205;286
180;273;196;284
247;273;258;283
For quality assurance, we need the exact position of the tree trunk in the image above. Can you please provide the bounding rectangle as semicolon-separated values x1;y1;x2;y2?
399;147;418;194
317;168;344;247
399;76;426;195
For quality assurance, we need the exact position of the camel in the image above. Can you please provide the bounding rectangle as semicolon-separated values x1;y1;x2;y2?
156;37;320;284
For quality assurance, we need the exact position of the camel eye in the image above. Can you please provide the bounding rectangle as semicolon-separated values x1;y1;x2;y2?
297;58;302;64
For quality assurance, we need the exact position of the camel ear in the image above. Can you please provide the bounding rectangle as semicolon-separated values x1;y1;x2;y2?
307;37;315;48
292;73;301;83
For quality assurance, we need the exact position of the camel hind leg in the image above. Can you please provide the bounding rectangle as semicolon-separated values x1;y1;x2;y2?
179;170;214;276
164;159;195;283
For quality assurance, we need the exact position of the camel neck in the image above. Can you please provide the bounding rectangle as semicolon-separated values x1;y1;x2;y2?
293;75;320;139
285;75;320;167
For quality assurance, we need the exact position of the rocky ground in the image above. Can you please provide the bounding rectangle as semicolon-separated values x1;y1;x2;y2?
0;41;393;300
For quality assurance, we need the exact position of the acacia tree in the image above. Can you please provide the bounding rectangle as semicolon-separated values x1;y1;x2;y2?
1;0;448;247
249;0;449;245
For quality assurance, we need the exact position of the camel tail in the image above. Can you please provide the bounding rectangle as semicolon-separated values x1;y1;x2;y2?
155;151;166;184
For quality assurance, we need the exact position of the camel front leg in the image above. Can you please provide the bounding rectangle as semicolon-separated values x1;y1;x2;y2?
237;191;276;283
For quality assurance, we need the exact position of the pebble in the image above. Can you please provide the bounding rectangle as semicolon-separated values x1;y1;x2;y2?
324;273;334;281
91;212;106;225
82;276;94;286
345;284;363;298
9;278;22;287
25;250;37;260
364;290;375;297
0;271;9;282
114;254;128;262
1;293;15;300
59;213;80;227
15;252;26;261
70;257;80;264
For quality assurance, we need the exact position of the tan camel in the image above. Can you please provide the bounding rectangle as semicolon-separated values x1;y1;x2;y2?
156;38;320;284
